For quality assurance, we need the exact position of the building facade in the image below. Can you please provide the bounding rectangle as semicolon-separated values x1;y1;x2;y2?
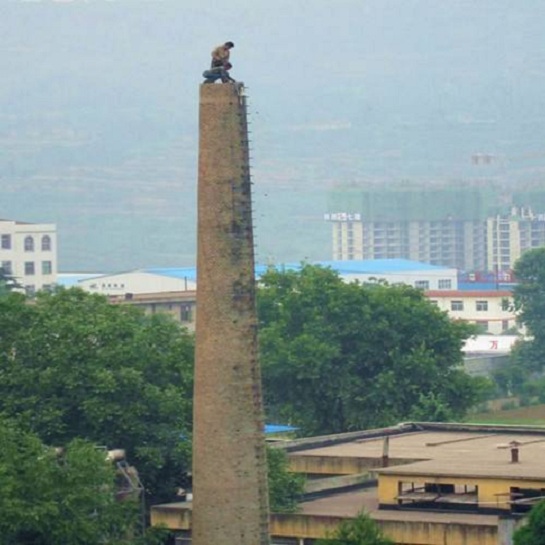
426;289;517;334
486;207;545;271
0;218;57;294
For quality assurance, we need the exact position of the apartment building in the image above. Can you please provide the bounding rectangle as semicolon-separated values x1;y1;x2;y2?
327;184;545;272
0;219;57;294
487;207;545;271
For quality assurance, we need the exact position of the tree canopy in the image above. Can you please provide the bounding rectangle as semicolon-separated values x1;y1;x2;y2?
267;446;305;513
512;248;545;370
316;512;394;545
258;265;482;435
0;418;139;545
0;288;194;504
513;500;545;545
0;267;21;295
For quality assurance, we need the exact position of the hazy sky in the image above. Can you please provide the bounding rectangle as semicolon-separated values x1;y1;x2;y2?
2;0;545;270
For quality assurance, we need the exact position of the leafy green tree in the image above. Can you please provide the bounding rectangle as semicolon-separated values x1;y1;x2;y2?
513;500;545;545
316;512;394;545
0;418;139;545
258;265;481;435
511;248;545;371
267;446;305;512
0;266;21;295
0;288;194;504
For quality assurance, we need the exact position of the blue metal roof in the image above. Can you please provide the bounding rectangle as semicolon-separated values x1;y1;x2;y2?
458;282;516;291
144;259;447;282
315;259;449;273
143;267;198;281
56;273;102;287
264;424;298;434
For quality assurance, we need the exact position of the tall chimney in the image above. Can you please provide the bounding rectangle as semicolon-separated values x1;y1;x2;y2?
192;82;270;545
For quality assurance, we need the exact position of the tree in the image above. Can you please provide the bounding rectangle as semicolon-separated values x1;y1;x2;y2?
512;248;545;371
267;446;305;512
0;417;139;545
258;265;481;435
0;266;22;295
513;500;545;545
316;512;394;545
0;288;194;505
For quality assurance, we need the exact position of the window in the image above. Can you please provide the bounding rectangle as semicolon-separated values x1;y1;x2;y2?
41;235;52;251
511;487;545;514
25;285;35;296
24;262;35;276
438;279;452;289
476;300;489;312
451;300;464;311
415;280;430;290
180;305;192;322
476;320;489;333
1;261;12;275
24;236;34;252
42;261;52;275
1;234;11;249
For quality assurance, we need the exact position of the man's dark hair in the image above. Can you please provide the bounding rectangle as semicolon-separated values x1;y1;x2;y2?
225;41;235;48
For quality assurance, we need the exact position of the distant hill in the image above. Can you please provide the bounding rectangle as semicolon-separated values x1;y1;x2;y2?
2;0;545;270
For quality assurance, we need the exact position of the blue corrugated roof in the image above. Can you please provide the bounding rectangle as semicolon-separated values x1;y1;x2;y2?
144;259;447;281
316;259;449;273
458;282;516;291
143;267;198;281
264;424;298;434
56;273;103;287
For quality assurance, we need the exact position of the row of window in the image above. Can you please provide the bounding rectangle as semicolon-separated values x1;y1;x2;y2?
24;284;53;296
451;300;488;312
1;234;52;252
414;279;452;290
1;261;53;276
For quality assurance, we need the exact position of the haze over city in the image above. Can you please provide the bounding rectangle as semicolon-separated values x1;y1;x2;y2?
3;0;545;271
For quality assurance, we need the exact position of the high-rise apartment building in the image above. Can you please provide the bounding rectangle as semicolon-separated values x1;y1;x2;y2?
0;219;57;293
327;184;545;271
487;207;545;271
326;185;491;270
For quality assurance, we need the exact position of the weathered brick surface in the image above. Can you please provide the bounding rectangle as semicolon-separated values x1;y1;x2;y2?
192;83;270;545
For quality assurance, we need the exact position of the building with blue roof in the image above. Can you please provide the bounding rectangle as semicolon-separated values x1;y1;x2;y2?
73;259;457;297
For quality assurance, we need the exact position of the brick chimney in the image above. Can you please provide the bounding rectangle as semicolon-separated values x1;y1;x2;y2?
192;82;270;545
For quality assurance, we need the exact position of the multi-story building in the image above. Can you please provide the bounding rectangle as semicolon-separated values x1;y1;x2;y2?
487;207;545;271
426;289;517;335
0;218;57;294
326;184;545;272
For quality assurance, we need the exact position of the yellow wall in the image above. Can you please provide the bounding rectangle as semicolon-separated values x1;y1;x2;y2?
378;518;498;545
151;503;503;545
289;454;415;475
379;472;545;510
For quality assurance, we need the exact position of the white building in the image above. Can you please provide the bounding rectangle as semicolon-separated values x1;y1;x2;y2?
318;259;458;290
426;289;517;335
71;260;455;297
77;268;197;296
0;218;57;294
